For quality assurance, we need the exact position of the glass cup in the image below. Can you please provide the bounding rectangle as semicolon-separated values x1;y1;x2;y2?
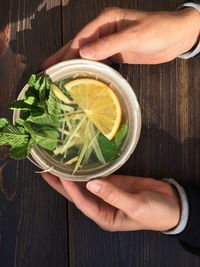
13;59;141;181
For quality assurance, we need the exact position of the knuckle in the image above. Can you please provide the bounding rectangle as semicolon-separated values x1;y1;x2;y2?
127;195;146;218
103;189;116;204
101;7;122;16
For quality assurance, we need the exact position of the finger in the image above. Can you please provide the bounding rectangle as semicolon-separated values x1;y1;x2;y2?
60;179;99;214
60;179;115;223
72;8;124;47
40;8;123;70
41;173;72;201
40;40;73;70
65;8;124;60
86;179;136;212
79;30;131;61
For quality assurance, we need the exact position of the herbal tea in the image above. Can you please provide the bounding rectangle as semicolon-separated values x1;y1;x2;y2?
0;74;128;174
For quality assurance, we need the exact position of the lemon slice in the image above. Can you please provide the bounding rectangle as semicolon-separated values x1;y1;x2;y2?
64;78;122;140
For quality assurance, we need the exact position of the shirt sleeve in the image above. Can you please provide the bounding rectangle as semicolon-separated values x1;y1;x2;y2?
162;179;189;235
177;1;200;59
162;180;200;255
176;186;200;255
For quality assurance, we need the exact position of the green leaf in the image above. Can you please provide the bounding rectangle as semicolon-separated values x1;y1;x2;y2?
35;129;59;151
29;107;45;118
9;100;33;111
25;86;39;100
9;145;28;159
9;100;44;114
98;134;120;162
27;138;36;154
114;123;128;147
0;74;61;160
24;96;36;105
55;78;74;99
27;113;59;127
15;118;26;127
19;111;30;120
0;125;29;148
38;76;47;101
18;121;59;151
47;89;61;116
28;74;37;86
27;74;50;101
16;119;36;139
0;118;8;129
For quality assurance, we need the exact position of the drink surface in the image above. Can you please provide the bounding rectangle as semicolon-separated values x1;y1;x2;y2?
49;76;128;174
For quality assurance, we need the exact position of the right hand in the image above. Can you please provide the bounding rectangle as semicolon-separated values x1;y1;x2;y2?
42;7;200;68
42;173;181;232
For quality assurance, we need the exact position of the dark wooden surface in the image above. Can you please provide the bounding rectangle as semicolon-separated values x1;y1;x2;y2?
0;0;200;266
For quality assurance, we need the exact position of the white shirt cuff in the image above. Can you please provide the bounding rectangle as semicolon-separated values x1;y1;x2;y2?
162;178;189;235
177;2;200;59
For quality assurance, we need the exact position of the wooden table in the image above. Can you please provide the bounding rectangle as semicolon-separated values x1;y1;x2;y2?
0;0;200;266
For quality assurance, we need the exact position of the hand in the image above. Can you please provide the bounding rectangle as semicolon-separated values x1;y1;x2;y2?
42;173;180;232
42;7;200;68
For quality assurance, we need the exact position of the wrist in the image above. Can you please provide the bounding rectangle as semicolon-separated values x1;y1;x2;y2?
163;179;189;235
178;7;200;53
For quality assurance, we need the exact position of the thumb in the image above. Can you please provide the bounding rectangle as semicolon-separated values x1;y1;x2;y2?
79;30;130;60
86;179;135;212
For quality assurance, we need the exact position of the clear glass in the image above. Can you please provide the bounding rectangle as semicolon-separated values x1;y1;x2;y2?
13;59;141;181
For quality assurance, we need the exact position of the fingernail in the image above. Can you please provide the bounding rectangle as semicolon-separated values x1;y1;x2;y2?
80;47;95;59
86;181;101;193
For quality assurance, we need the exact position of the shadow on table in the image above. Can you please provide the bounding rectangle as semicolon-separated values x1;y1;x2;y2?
9;3;68;77
0;0;68;31
116;124;200;185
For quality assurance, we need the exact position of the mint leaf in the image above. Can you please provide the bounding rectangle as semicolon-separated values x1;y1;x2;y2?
47;89;61;117
9;100;34;111
17;121;58;151
27;113;59;127
9;100;44;114
28;74;37;86
98;134;120;162
9;145;28;159
27;138;36;154
0;118;8;129
0;125;29;147
15;118;26;127
38;76;48;101
35;129;59;150
114;123;128;147
25;86;39;100
24;96;36;105
55;78;74;99
28;74;50;101
0;74;60;160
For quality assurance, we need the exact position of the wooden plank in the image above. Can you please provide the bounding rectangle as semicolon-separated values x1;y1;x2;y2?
0;1;69;267
62;0;200;266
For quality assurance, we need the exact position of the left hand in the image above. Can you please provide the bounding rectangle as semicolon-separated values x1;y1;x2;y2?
41;7;200;68
42;173;180;232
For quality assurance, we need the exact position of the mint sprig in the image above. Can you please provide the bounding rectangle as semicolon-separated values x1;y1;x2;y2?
0;74;61;159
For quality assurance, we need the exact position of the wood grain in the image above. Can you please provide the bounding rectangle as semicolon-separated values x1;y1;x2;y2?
0;1;69;267
62;1;200;267
1;0;200;267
